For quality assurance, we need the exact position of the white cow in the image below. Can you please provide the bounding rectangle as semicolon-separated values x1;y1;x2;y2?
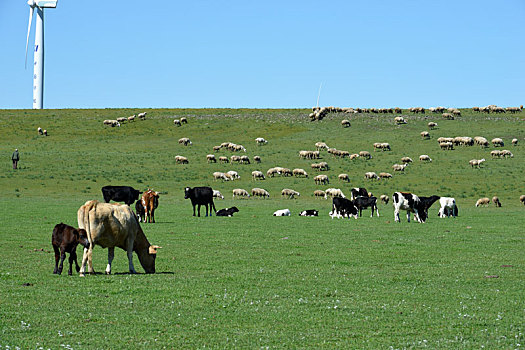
273;209;291;216
438;197;458;218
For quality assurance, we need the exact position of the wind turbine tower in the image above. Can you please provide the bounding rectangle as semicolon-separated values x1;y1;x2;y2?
25;0;58;109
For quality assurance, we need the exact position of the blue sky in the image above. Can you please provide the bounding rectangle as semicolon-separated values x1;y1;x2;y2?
1;0;524;109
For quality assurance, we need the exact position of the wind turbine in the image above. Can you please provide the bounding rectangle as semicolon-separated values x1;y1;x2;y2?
25;0;58;109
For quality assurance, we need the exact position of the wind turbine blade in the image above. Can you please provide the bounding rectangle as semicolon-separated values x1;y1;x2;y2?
25;6;34;69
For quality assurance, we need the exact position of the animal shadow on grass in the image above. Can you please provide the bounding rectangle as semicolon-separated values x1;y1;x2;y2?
112;271;175;275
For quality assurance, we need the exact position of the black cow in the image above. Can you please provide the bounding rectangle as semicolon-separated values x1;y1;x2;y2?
135;200;146;222
330;197;358;219
184;186;217;217
101;185;142;205
216;207;239;217
418;195;441;213
52;223;90;275
350;187;369;200
354;196;379;217
299;209;319;217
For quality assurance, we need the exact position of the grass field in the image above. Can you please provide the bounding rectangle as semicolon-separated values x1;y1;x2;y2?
0;108;524;349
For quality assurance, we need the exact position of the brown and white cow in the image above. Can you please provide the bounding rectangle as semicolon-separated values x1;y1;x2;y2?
141;189;159;223
77;200;161;276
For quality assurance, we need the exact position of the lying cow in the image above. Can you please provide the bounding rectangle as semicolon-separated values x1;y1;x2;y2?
330;197;358;219
216;207;239;217
299;209;319;217
77;200;161;275
273;209;291;216
52;223;90;275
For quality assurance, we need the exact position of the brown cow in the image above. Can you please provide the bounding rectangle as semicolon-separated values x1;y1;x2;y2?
52;223;89;275
141;189;159;223
77;200;161;275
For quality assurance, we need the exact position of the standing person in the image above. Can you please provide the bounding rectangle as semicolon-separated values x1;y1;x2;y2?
12;149;19;169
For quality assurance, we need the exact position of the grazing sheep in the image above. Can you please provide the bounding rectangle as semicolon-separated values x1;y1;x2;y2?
255;137;268;145
492;196;502;207
380;143;391;151
240;155;251;164
314;190;326;199
501;150;514;158
281;189;300;199
311;162;329;171
491;150;503;158
252;170;265;180
379;172;393;179
234;144;247;152
338;173;350;182
38;127;43;135
253;156;261;163
174;119;181;126
175;155;188;164
103;120;120;127
341;119;351;128
43;129;48;136
178;137;192;146
267;167;282;177
314;174;329;185
473;136;489;147
128;115;135;122
442;113;454;120
364;172;380;180
226;171;240;180
213;172;229;181
315;142;329;150
419;155;432;162
428;122;437;129
117;117;127;123
350;153;360;160
213;190;224;200
394;116;407;125
421;131;430;139
293;168;308;178
324;188;346;199
206;154;217;163
475;197;490;207
380;194;389;204
230;155;241;163
138;112;147;120
520;195;525;205
180;117;187;124
491;138;504;147
359;151;372;159
219;156;229;163
232;189;250;199
401;157;413;163
469;158;485;168
252;188;270;198
213;145;221;152
392;164;408;172
440;142;454;150
512;138;518;146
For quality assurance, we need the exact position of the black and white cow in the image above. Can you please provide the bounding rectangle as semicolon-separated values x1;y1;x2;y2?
299;209;319;217
350;187;369;200
216;207;239;217
330;197;358;219
101;185;142;205
438;197;458;218
184;186;217;217
392;192;427;223
354;196;379;217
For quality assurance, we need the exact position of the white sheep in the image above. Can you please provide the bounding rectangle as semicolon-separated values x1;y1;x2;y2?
281;189;300;199
213;190;224;200
469;158;485;168
252;188;270;198
37;127;43;135
206;154;217;163
491;138;504;147
392;163;408;172
314;190;326;199
174;119;181;126
232;188;250;199
213;171;229;181
419;155;432;162
475;197;490;207
255;137;268;145
338;173;349;182
292;168;308;178
226;170;240;180
252;171;265;180
364;172;380;180
175;155;188;164
512;138;518;146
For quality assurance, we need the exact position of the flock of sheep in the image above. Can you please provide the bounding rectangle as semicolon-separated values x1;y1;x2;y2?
103;112;147;127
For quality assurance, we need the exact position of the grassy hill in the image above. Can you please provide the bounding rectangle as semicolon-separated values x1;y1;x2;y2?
0;108;524;348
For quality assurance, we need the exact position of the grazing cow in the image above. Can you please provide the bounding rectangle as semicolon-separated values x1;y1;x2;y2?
330;197;358;219
216;207;240;217
438;197;458;218
299;210;319;217
184;186;217;217
392;192;427;223
77;200;161;275
354;196;379;217
101;185;142;206
52;223;89;275
141;190;159;223
418;195;441;213
273;209;291;216
350;187;369;201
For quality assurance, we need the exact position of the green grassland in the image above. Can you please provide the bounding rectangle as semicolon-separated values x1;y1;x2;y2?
0;108;524;348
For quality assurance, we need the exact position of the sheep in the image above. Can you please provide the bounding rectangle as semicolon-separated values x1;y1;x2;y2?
437;137;454;143
178;137;192;146
240;155;251;164
401;157;413;163
219;156;229;163
380;194;389;204
281;189;300;199
138;112;147;120
252;188;270;198
421;131;430;139
311;162;329;171
43;129;48;136
475;197;490;207
338;173;350;182
491;138;504;147
364;172;380;180
213;190;224;200
266;167;281;177
220;142;230;149
232;189;250;199
359;151;372;159
213;172;229;181
453;136;474;146
180;117;187;124
38;127;43;135
255;137;268;145
252;171;265;180
474;136;489;148
293;168;308;178
392;163;408;172
442;113;454;120
213;145;221;152
451;109;461;117
315;142;329;150
512;138;518;146
117;117;127;123
127;115;135;122
314;190;326;199
103;120;120;127
492;196;502;207
254;156;261;163
501;150;514;158
419;155;432;162
341;119;351;128
314;174;329;185
226;170;240;180
325;188;345;199
234;144;247;152
350;153;360;160
379;172;393;179
175;155;188;164
394;116;407;125
206;154;217;163
173;119;181;126
491;150;503;158
520;195;525;205
428;122;437;129
373;143;382;151
440;142;454;150
469;158;485;168
230;155;241;163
